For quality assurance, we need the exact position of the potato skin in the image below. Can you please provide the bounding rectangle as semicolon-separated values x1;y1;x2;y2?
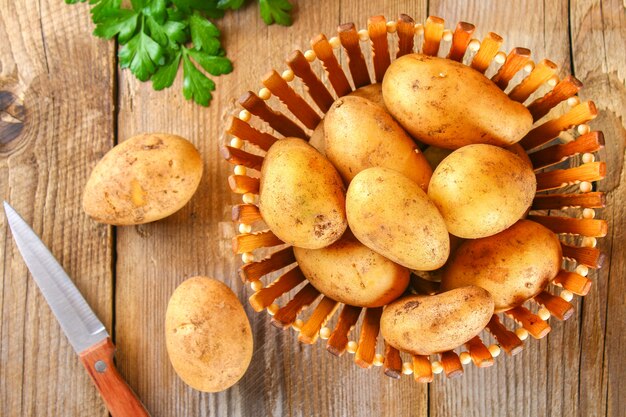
165;277;252;392
324;96;432;190
83;133;203;225
346;167;449;270
441;220;562;312
380;286;494;355
428;144;536;239
294;232;410;307
309;83;387;156
382;54;533;149
259;138;347;249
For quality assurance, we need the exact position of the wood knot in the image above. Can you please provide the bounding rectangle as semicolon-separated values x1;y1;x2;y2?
0;90;26;148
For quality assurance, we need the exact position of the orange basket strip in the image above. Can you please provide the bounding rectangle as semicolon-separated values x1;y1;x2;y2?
272;283;321;328
396;14;416;58
311;34;352;97
383;342;403;379
506;306;551;339
528;214;608;237
553;270;592;296
534;291;575;320
286;50;335;113
532;192;606;210
492;47;531;90
528;75;583;121
368;15;391;82
221;145;264;170
560;243;606;269
447;21;475;61
232;230;283;254
249;267;306;312
355;307;383;368
327;304;362;356
529;131;604;170
299;296;340;344
465;336;494;368
535;161;606;191
262;70;321;130
228;175;259;194
471;32;503;73
508;59;558;103
422;16;445;57
440;351;463;378
240;247;296;282
225;116;278;151
232;204;262;224
486;315;524;355
338;23;371;88
412;355;433;383
239;91;307;138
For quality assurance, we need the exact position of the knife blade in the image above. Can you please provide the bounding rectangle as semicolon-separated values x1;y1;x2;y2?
4;202;150;417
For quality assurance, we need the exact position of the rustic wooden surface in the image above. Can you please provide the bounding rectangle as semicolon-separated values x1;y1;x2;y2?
1;0;624;416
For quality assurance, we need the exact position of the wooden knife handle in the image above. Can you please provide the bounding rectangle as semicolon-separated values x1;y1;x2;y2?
79;338;150;417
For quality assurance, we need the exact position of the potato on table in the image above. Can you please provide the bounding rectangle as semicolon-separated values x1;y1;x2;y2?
259;138;347;249
294;232;409;307
324;96;432;190
83;133;203;225
165;277;253;392
380;286;494;355
441;220;562;312
382;54;532;149
428;144;536;239
346;167;449;271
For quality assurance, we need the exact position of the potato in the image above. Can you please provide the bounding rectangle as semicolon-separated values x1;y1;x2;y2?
83;133;203;225
165;277;252;392
441;220;562;312
382;54;533;149
506;143;533;169
294;232;410;307
259;138;347;249
380;286;494;355
428;144;536;238
349;82;386;109
346;167;449;270
309;83;386;156
324;96;432;190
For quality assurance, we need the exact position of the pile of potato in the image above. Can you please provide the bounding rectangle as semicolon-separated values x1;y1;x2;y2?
260;53;562;356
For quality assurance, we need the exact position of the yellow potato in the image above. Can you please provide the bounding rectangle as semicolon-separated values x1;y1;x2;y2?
294;232;410;307
309;83;387;156
83;133;203;225
428;144;536;238
506;143;533;169
382;54;533;149
165;277;252;392
346;167;449;270
324;96;432;190
380;286;494;355
259;138;347;249
441;219;562;313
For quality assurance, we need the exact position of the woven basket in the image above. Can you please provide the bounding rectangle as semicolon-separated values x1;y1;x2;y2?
221;14;606;382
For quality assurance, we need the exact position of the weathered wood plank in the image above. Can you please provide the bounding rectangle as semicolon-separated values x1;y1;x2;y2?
114;1;428;417
570;1;626;416
426;1;578;417
0;1;115;416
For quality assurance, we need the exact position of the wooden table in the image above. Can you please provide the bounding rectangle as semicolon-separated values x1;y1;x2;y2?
1;0;624;416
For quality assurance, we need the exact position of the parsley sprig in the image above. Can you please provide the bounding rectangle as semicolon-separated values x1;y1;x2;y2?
67;0;294;106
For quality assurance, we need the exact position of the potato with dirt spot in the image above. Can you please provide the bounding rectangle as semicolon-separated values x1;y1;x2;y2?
259;138;347;249
83;133;203;225
346;167;449;271
441;219;562;313
165;276;252;392
428;144;536;239
294;232;410;307
324;96;432;190
380;286;494;355
309;83;387;155
382;54;533;149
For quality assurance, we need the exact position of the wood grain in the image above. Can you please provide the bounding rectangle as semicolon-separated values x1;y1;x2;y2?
426;1;579;417
0;1;115;416
1;0;623;416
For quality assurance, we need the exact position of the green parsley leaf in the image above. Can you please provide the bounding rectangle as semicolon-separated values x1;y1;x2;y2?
187;49;233;76
170;0;224;18
189;12;221;54
146;15;168;46
119;29;165;81
143;0;166;23
182;52;215;106
217;0;246;10
152;51;182;90
93;9;139;44
259;0;293;26
163;20;188;45
90;0;122;23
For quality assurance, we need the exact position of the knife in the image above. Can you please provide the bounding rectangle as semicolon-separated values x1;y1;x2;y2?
4;202;150;417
